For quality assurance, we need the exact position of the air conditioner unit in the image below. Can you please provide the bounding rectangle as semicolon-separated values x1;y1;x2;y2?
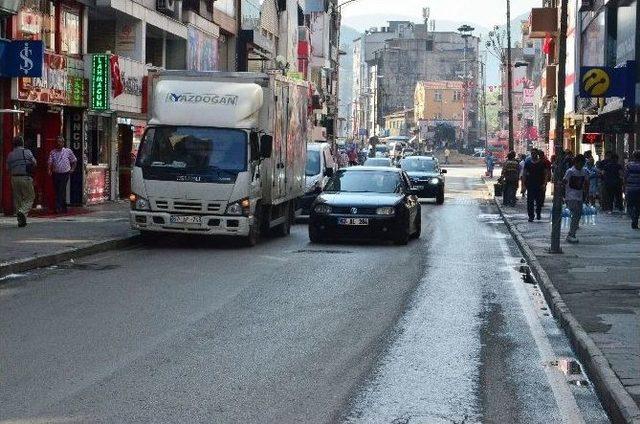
156;0;175;14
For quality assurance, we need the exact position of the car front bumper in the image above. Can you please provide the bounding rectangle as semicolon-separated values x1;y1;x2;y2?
130;211;252;236
309;214;404;240
411;182;443;198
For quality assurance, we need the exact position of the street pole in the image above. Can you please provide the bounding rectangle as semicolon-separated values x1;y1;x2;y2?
463;37;468;150
506;0;515;152
550;0;569;253
481;60;489;149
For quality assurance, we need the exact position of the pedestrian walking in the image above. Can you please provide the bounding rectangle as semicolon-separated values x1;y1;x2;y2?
584;157;599;206
500;151;520;206
47;136;77;214
522;150;546;222
563;154;589;243
5;135;36;227
444;147;450;165
485;151;495;178
519;153;528;198
602;153;624;213
624;150;640;229
596;151;612;211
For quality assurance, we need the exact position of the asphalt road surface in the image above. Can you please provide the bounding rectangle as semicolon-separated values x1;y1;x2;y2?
0;166;610;423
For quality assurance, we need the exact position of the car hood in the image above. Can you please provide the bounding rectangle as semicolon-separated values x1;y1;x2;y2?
317;192;403;206
406;171;441;178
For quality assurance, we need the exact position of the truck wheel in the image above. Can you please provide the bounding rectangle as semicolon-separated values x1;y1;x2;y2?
243;206;262;247
274;203;293;237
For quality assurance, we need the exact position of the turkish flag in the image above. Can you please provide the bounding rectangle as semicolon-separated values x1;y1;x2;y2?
110;55;124;98
542;33;554;56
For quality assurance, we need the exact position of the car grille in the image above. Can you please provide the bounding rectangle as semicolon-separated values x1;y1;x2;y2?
332;206;378;215
152;199;224;214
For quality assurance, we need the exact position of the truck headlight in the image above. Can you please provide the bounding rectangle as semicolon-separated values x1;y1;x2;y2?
129;194;150;211
226;199;251;216
376;206;395;216
314;204;332;215
429;178;440;185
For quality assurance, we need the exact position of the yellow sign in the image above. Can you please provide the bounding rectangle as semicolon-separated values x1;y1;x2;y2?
582;68;611;96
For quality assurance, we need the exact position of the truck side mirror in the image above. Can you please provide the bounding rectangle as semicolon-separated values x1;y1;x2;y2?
250;132;260;161
260;135;273;158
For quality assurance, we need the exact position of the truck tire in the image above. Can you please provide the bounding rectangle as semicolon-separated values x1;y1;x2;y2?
274;203;293;237
243;206;262;247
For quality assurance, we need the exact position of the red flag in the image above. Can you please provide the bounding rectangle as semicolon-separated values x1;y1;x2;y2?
542;33;554;55
110;55;124;98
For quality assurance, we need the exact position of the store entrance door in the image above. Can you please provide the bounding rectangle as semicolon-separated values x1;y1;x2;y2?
117;124;133;199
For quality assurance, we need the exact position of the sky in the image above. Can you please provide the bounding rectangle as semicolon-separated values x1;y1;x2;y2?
340;0;540;28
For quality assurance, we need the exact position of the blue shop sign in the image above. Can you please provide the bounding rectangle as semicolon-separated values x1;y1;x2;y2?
0;40;44;77
579;61;636;107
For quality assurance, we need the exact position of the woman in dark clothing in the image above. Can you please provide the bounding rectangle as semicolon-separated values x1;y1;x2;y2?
603;153;624;213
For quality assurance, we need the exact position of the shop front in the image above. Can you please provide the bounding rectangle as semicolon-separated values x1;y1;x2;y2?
87;53;147;201
6;52;88;213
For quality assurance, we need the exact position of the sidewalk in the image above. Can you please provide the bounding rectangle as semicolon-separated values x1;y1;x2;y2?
494;189;640;423
0;201;136;278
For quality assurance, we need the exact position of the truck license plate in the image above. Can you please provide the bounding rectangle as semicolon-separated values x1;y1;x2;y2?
338;217;369;226
170;215;202;225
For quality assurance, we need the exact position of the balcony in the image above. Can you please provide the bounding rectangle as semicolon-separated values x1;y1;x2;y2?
529;7;558;39
542;65;557;99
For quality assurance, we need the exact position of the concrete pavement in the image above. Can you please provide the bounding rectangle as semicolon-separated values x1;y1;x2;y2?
0;201;135;279
491;185;640;423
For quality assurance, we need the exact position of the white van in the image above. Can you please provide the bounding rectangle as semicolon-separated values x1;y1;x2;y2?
300;143;336;217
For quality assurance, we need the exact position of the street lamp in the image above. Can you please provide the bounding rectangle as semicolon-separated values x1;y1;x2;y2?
458;24;475;150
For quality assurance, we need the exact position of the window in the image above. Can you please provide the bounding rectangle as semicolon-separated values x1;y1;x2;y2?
434;91;442;102
453;91;462;101
61;6;81;55
214;0;236;17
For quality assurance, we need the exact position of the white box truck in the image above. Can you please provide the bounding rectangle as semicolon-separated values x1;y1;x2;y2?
129;71;310;245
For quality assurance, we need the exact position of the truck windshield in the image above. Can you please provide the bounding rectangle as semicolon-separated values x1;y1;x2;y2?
136;127;247;180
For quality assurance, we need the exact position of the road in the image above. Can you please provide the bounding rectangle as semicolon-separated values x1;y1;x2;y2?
0;167;610;423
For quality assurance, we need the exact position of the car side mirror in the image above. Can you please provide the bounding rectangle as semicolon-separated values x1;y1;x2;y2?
260;135;273;158
324;167;334;178
441;169;447;174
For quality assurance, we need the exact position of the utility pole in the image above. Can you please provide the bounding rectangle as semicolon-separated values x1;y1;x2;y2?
459;25;475;150
550;0;569;253
506;0;514;152
481;59;489;149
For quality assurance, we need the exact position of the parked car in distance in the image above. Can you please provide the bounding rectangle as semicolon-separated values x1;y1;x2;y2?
308;166;421;245
364;157;393;167
374;144;390;157
472;151;486;158
300;143;337;217
399;156;447;204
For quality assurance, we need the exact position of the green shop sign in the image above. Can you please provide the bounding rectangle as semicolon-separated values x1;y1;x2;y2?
91;54;109;110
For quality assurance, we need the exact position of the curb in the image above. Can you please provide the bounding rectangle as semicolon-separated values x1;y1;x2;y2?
487;186;640;424
0;235;140;281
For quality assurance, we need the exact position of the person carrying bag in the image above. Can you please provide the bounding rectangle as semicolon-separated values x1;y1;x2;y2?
5;135;37;227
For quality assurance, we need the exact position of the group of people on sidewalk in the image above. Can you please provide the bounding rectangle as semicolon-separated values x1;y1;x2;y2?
500;148;640;242
5;135;78;227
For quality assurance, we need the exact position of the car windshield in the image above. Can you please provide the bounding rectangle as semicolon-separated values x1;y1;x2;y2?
324;170;403;193
136;126;247;181
376;145;389;153
364;158;390;166
400;158;437;172
306;150;321;176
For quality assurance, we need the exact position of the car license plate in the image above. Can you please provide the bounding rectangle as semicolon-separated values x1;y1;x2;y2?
338;217;369;226
413;185;424;190
170;215;202;225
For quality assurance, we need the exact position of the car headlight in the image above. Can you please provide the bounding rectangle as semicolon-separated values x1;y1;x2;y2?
314;204;332;215
429;177;440;185
376;206;395;216
226;198;251;216
129;194;150;211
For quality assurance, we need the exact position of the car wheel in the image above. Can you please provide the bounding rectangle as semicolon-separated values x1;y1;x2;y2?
309;225;324;243
436;189;445;205
411;212;421;239
394;220;410;245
